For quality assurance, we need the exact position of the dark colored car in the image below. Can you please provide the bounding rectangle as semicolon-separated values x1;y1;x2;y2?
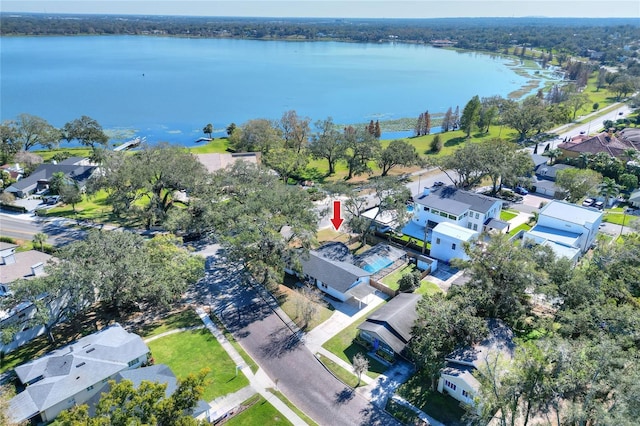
514;186;529;195
433;181;445;187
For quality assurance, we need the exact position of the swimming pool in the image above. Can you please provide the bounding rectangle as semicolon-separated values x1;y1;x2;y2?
362;256;394;273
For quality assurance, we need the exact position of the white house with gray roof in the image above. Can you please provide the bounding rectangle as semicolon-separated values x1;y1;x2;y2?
286;242;374;303
523;200;603;262
430;222;480;263
8;323;149;424
438;319;515;407
402;187;504;245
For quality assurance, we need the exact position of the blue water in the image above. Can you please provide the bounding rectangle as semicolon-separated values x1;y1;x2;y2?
363;258;393;274
1;36;542;146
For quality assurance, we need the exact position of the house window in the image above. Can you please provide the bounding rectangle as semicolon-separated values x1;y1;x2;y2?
462;389;471;399
467;223;472;229
423;207;429;212
87;385;94;391
473;224;478;231
445;380;457;391
475;212;479;219
440;211;448;218
451;243;456;250
127;359;138;367
448;214;456;220
436;238;441;245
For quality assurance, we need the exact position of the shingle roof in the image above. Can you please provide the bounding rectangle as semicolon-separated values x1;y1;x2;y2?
558;131;639;159
414;186;501;214
6;164;96;193
445;319;515;369
10;324;149;423
357;293;420;354
300;250;370;293
534;163;574;180
0;250;52;285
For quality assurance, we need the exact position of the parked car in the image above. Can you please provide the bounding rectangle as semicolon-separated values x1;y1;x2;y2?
433;181;444;187
45;195;60;205
514;186;529;195
594;201;604;210
582;198;595;207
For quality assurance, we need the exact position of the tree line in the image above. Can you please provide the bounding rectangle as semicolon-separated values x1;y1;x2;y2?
2;15;639;66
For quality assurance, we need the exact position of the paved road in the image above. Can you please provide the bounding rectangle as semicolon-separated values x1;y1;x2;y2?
200;250;398;426
0;213;88;245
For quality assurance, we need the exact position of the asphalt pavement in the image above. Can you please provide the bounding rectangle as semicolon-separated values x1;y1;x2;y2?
200;249;399;426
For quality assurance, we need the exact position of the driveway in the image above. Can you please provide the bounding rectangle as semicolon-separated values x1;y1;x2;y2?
201;250;398;426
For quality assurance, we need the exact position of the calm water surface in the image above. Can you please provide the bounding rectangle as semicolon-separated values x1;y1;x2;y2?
2;36;542;145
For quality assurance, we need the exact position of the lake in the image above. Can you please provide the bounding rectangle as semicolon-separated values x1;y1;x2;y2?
1;36;549;145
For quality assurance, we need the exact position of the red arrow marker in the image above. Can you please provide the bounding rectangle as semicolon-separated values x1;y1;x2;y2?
330;200;344;231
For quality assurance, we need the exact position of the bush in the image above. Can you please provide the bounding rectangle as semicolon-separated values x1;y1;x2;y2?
429;135;443;153
398;271;421;292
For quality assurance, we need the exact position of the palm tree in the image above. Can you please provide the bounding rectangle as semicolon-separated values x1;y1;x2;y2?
32;232;47;252
547;148;562;165
578;152;591;169
598;178;622;208
623;148;638;164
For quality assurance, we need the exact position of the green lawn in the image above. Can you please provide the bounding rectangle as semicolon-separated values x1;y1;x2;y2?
397;370;467;426
380;263;415;290
139;309;202;338
500;210;518;222
147;329;249;401
416;280;442;296
225;395;293;426
188;138;231;154
277;284;334;331
34;147;93;162
508;223;532;237
603;211;635;226
321;304;389;379
316;353;360;388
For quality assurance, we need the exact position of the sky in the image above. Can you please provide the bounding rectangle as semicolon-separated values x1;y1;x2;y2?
3;0;639;19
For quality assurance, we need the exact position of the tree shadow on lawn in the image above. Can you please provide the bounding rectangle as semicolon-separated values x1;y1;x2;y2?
342;342;389;376
443;136;466;147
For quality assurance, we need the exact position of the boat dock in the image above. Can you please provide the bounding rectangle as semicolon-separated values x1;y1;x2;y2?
113;137;144;152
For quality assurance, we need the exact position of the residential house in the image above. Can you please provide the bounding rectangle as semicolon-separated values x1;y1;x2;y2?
0;242;55;353
629;189;640;208
357;293;420;361
402;187;504;245
531;163;575;198
438;319;515;406
430;222;479;263
523;200;603;262
557;129;639;161
8;324;150;424
84;364;211;421
286;242;373;303
5;158;96;198
196;152;261;174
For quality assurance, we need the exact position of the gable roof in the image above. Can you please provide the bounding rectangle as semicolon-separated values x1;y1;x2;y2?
196;152;261;173
9;324;149;423
357;293;420;354
6;164;96;193
534;163;574;180
300;250;370;293
414;186;501;215
629;189;640;203
539;200;603;225
0;250;52;285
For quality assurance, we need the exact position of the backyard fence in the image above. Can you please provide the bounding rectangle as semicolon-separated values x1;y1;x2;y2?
369;279;399;298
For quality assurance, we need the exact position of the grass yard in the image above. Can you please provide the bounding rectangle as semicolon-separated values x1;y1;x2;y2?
416;280;442;296
269;390;319;426
380;263;415;290
147;328;249;401
276;284;334;331
397;370;467;426
321;304;389;379
508;223;532;237
34;147;93;162
500;210;518;222
138;309;202;338
603;211;635;226
316;353;360;388
224;395;293;426
188;138;231;154
316;228;351;245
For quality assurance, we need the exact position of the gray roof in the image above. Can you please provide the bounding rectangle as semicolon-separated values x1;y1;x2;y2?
534;163;574;181
58;157;88;165
445;319;515;369
414;186;501;215
357;293;420;354
300;249;370;293
10;324;149;423
530;154;549;167
6;164;96;193
0;250;52;285
540;200;603;225
485;218;510;231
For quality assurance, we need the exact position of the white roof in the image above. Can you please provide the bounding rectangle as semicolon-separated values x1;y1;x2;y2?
432;222;479;241
525;225;581;248
540;200;603;225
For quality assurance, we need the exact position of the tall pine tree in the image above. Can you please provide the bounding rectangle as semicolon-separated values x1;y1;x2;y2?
424;111;432;135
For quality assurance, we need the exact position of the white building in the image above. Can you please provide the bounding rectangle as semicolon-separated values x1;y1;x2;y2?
523;200;603;261
430;222;479;263
402;187;504;244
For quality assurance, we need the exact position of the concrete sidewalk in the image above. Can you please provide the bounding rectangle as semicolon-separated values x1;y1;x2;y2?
196;307;309;425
